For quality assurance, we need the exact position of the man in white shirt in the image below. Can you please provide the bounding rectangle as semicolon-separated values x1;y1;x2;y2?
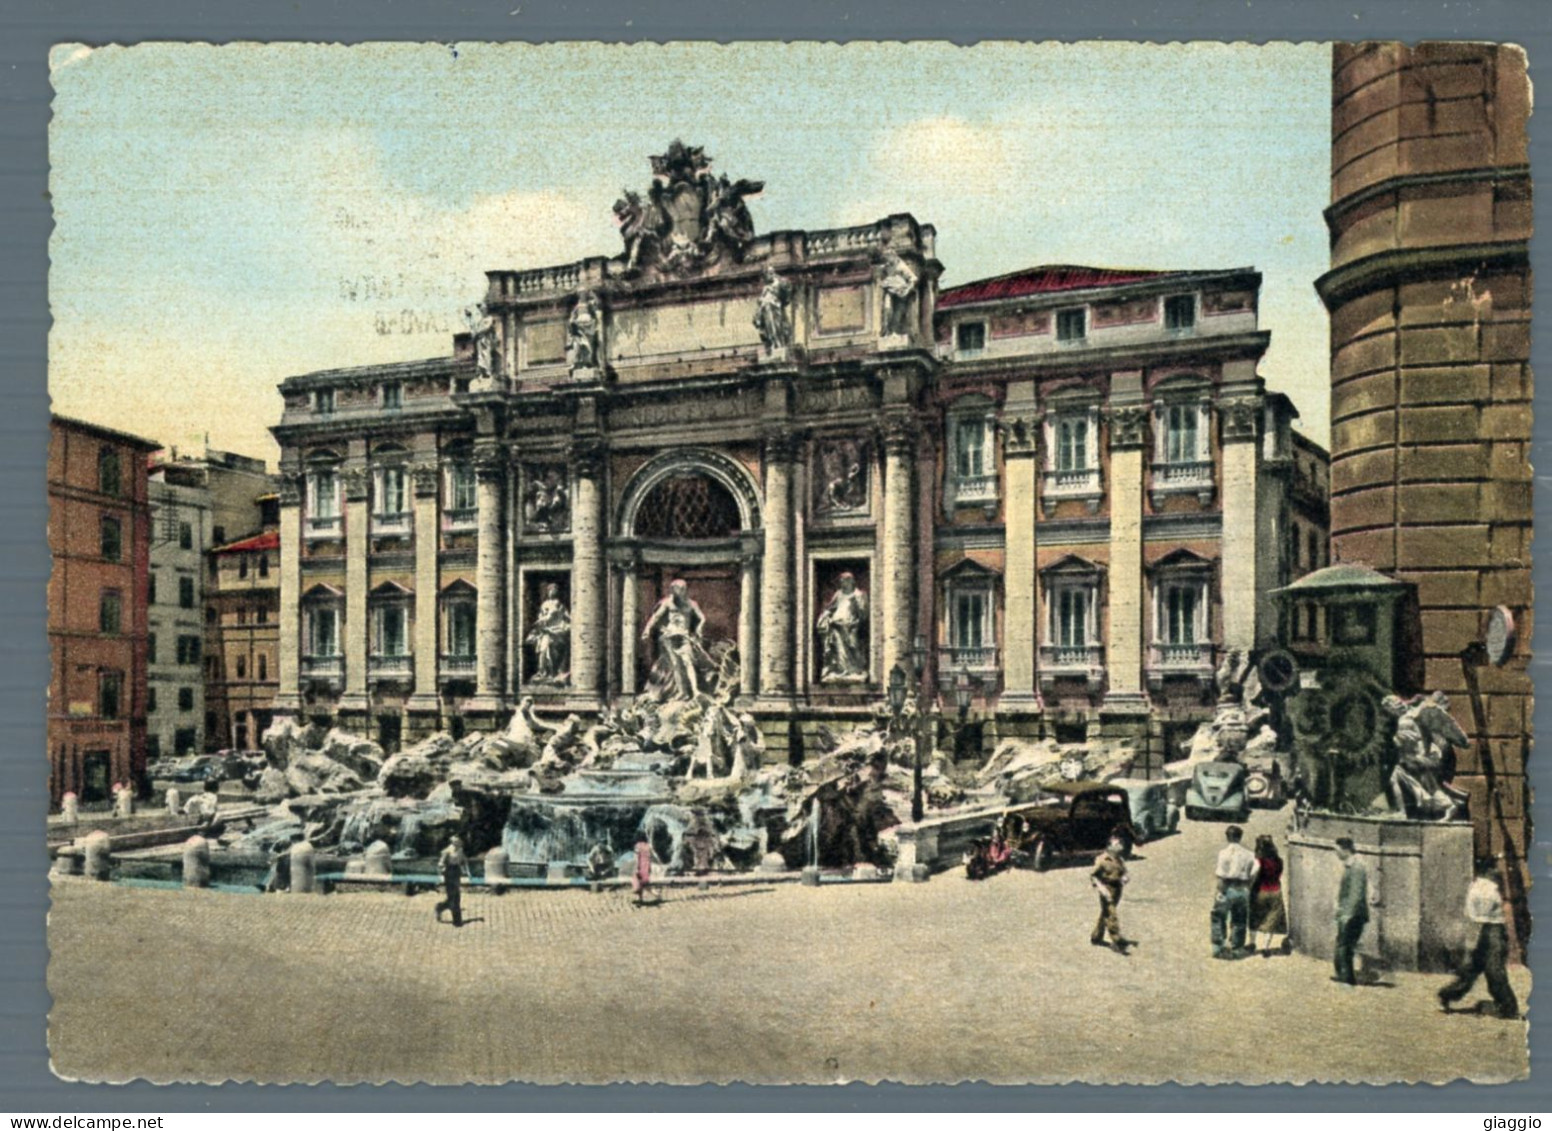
1438;862;1519;1019
1210;825;1260;955
1211;825;1259;959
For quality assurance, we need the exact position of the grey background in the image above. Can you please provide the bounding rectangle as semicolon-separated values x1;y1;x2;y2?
1;0;1544;1112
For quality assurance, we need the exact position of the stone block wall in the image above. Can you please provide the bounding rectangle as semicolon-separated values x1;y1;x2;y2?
1320;42;1531;861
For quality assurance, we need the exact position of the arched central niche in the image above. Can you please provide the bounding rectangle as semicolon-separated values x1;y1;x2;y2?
634;474;742;539
618;448;762;539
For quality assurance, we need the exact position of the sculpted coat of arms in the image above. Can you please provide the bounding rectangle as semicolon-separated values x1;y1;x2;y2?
612;139;765;276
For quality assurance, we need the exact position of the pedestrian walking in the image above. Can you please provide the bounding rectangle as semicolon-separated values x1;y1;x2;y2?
434;836;469;927
1251;834;1289;957
1438;862;1520;1019
1332;836;1369;984
631;832;658;907
1211;825;1258;959
1090;835;1132;954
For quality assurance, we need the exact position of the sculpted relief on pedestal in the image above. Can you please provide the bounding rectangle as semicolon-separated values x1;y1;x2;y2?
813;438;870;520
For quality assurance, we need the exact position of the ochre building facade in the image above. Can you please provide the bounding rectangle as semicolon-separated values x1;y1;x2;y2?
272;146;1328;763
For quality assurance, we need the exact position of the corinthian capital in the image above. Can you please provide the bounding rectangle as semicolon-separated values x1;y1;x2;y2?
1107;405;1149;450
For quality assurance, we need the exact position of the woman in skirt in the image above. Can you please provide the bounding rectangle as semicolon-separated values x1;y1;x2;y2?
1251;834;1289;956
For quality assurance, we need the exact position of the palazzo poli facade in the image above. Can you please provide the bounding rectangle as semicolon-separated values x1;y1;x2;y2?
271;143;1328;764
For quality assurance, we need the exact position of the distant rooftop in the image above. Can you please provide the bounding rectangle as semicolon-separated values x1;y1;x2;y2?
213;530;279;555
937;265;1181;309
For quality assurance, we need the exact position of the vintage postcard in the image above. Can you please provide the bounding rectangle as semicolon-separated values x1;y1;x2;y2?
44;41;1532;1084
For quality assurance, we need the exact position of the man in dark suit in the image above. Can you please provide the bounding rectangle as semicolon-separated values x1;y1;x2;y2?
1332;836;1369;985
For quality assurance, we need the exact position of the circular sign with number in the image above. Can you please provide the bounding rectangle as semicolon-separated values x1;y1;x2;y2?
1485;606;1516;667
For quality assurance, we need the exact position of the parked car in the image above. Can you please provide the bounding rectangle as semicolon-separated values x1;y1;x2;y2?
999;780;1136;870
1184;761;1250;822
1243;758;1289;809
218;750;268;788
165;755;227;784
1111;778;1181;844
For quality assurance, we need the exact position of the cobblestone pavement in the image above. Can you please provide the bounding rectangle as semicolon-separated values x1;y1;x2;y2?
47;807;1529;1085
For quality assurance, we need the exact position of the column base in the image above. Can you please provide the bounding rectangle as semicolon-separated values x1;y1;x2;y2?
337;692;371;714
272;693;304;715
405;693;441;715
995;691;1044;716
1099;691;1152;717
463;694;511;717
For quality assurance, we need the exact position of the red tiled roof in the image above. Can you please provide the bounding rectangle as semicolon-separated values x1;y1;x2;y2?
937;265;1178;308
214;530;279;554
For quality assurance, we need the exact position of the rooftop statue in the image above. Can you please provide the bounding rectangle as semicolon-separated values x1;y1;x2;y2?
611;139;764;276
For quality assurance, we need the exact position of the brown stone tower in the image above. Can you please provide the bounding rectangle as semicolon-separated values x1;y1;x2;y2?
1318;42;1532;861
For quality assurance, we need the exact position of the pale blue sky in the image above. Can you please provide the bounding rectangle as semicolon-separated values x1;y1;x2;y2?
49;41;1333;461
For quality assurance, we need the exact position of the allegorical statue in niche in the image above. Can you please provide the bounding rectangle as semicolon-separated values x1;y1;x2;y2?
1383;691;1471;821
641;578;708;702
526;583;571;685
753;265;792;351
567;291;601;370
464;303;501;383
879;250;920;338
524;467;569;534
817;572;869;682
815;439;868;516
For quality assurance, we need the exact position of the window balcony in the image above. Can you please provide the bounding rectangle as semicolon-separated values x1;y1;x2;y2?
1146;641;1216;689
439;653;477;680
304;515;343;541
444;508;478;532
1149;460;1215;507
371;511;412;536
368;654;413;680
300;655;343;684
949;473;998;507
1041;466;1103;516
1038;643;1106;691
941;645;998;673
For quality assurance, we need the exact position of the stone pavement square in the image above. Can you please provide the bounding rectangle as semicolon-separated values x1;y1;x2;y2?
46;809;1528;1084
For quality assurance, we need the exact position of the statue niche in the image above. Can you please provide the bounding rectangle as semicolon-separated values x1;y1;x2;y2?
816;562;871;684
524;574;571;686
813;438;869;519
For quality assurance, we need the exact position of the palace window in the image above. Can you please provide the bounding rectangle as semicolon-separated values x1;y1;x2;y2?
373;604;408;657
445;462;478;530
943;563;999;673
179;522;193;550
98;670;122;720
447;601;476;659
1042;400;1103;515
314;388;335;415
382;383;403;411
306;605;339;658
148;572;156;605
1164;294;1197;331
176;635;201;665
236;656;247;679
179;576;195;609
1038;555;1105;690
239;556;248;579
1146;550;1215;687
258;654;268;681
174;728;197;757
955;321;986;355
372;460;411;535
1150;386;1213;505
147;633;156;665
1056;307;1087;343
97;447;122;497
945;396;998;508
178;686;194;712
259;554;269;579
99;590;122;635
147;687;157;714
305;465;342;539
100;516;122;562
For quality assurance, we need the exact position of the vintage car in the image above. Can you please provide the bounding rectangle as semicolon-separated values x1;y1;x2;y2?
1243;756;1290;809
998;780;1136;870
1110;777;1182;843
1184;761;1250;822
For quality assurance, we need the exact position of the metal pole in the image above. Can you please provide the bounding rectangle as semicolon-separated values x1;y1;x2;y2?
911;718;925;823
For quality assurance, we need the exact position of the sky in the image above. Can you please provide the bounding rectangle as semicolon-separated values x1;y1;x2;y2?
48;41;1334;463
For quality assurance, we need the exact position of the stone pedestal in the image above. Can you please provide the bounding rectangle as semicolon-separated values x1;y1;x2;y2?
60;793;78;823
363;840;393;877
82;831;111;881
484;846;510;889
289;841;316;894
800;866;821;887
878;334;912;352
182;836;211;889
1287;813;1475;973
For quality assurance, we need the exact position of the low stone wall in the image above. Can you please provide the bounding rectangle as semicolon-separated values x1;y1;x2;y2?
887;806;1006;878
1286;812;1474;973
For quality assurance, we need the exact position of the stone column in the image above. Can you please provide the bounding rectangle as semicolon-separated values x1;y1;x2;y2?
618;558;639;697
880;416;917;681
1000;385;1042;712
1220;396;1262;655
570;441;607;701
471;445;507;710
740;553;760;698
275;472;303;714
340;464;370;714
408;462;441;714
1102;390;1149;713
758;431;797;699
